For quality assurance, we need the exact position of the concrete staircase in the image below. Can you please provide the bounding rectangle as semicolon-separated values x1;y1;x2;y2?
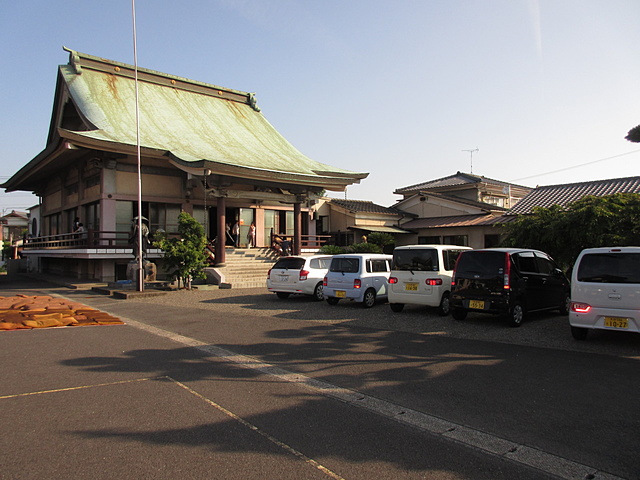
206;247;279;289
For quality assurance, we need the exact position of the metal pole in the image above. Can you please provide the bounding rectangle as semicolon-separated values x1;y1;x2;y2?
132;0;143;291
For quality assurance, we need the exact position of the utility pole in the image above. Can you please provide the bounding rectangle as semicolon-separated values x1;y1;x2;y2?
462;148;479;173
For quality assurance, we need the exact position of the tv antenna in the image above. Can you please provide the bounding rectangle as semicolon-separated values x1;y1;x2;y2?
462;148;479;173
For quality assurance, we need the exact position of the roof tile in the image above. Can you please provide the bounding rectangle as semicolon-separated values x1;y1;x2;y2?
508;176;640;215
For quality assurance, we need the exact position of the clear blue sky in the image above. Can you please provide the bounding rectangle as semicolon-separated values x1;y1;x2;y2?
1;0;639;214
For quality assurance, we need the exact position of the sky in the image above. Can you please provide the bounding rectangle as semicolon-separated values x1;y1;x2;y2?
1;0;639;215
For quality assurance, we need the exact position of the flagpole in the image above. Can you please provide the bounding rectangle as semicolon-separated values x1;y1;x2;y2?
132;0;144;291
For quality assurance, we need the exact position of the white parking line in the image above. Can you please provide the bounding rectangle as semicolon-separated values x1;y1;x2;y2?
167;376;345;480
121;317;622;480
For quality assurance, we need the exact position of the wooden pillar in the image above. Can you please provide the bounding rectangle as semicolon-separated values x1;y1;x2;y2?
215;196;226;266
294;201;302;256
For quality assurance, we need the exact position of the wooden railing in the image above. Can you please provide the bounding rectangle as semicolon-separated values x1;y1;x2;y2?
23;230;333;253
270;232;332;255
22;230;130;249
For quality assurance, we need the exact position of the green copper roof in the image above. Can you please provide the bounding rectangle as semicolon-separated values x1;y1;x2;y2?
58;48;367;189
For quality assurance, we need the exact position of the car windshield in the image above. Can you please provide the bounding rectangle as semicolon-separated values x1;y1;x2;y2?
577;253;640;283
330;257;360;273
393;249;438;271
272;258;305;270
455;251;507;275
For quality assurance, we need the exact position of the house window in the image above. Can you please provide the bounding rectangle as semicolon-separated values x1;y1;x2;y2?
65;208;78;233
45;213;61;236
482;195;505;207
443;235;468;246
418;236;441;244
84;202;100;231
149;203;181;234
484;234;501;248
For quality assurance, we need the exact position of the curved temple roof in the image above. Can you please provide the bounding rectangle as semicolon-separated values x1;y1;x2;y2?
5;48;367;192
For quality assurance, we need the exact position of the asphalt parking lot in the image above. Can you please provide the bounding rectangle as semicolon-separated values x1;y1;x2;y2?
124;285;640;360
2;275;639;479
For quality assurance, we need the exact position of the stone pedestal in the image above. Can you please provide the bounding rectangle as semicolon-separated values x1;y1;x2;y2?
126;260;157;283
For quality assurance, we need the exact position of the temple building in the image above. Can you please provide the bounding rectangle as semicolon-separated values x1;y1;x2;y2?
2;48;367;281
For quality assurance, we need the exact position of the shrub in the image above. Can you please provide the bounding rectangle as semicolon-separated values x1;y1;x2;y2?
319;244;345;255
346;242;382;253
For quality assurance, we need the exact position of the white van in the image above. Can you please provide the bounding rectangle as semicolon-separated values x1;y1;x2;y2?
570;246;640;340
323;253;393;308
389;245;471;315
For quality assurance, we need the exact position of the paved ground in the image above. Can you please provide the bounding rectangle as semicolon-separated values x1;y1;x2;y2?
1;274;638;479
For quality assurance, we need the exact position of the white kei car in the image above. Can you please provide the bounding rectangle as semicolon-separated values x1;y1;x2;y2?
267;255;332;301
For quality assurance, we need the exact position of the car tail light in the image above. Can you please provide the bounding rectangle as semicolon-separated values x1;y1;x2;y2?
323;276;328;286
299;270;309;281
354;278;361;289
503;253;511;290
571;302;591;313
389;277;398;284
425;278;443;286
267;268;272;278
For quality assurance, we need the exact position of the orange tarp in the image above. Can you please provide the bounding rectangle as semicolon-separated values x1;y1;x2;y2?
0;295;124;331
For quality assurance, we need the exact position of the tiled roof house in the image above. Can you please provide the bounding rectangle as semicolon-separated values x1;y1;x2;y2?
507;176;640;215
314;198;409;246
392;172;531;248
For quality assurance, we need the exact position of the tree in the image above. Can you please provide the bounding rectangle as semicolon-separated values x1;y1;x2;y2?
625;124;640;143
153;212;208;289
501;193;640;270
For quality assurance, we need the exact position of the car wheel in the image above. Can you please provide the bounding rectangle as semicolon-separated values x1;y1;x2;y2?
390;303;404;313
508;302;524;327
559;294;571;315
312;282;324;302
276;292;290;299
327;297;340;305
362;289;376;308
438;292;451;316
571;326;588;340
452;308;467;320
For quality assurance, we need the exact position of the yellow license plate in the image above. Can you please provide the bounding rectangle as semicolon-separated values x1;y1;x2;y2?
405;283;418;291
336;290;346;298
604;317;628;329
469;300;485;310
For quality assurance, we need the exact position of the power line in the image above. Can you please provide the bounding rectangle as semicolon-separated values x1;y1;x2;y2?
510;149;640;182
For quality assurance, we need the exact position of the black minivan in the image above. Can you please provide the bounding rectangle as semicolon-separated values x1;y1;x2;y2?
450;248;570;327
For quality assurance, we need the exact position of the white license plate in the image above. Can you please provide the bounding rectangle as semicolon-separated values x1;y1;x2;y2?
279;275;288;282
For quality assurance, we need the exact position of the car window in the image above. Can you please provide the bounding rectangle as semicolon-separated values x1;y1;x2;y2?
330;257;360;273
514;251;538;273
577;253;640;283
273;258;305;270
318;257;332;269
370;259;389;273
455;251;506;275
535;253;556;275
443;250;466;271
309;258;331;269
392;249;438;271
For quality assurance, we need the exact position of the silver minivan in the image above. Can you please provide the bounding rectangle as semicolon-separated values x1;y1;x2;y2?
570;246;640;340
388;245;471;315
323;254;393;308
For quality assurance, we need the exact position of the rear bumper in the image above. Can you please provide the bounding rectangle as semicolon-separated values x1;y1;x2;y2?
570;308;640;333
323;287;363;303
451;293;510;315
388;289;442;307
